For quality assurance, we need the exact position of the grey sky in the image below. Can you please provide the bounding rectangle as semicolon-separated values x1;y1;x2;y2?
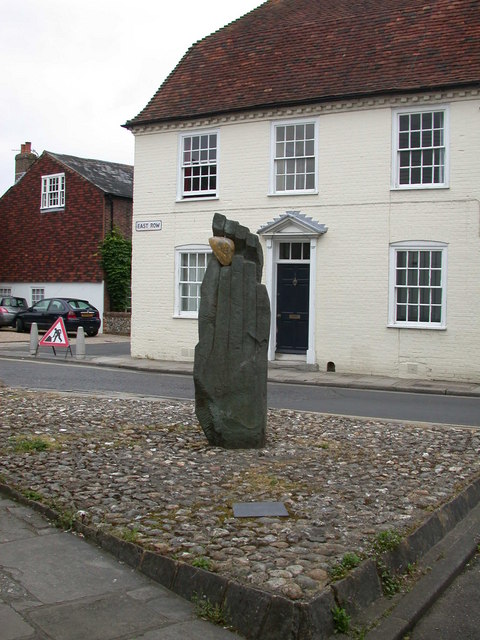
1;0;262;197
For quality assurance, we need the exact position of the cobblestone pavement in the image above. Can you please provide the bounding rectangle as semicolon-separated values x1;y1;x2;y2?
1;387;479;604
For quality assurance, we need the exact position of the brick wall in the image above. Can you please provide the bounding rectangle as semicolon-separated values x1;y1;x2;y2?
0;154;104;283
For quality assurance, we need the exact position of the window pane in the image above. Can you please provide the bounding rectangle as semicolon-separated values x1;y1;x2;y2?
397;288;407;303
296;174;305;189
397;305;406;321
431;306;442;323
399;114;409;131
420;288;430;304
279;243;290;259
431;251;442;268
291;243;302;259
396;251;406;268
411;113;421;129
420;306;430;322
407;270;418;285
302;243;310;259
276;126;285;142
408;306;418;322
399;132;409;149
419;269;429;286
422;167;433;183
408;288;418;304
422;112;432;128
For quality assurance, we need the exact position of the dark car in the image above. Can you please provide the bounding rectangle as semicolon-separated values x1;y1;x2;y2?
0;296;29;327
15;298;101;337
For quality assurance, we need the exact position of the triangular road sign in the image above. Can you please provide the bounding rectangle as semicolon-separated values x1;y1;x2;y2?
39;317;70;347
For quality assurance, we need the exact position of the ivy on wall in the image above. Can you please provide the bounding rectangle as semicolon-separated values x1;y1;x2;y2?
98;228;132;312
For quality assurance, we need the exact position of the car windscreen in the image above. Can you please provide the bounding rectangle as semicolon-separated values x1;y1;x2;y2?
67;300;94;310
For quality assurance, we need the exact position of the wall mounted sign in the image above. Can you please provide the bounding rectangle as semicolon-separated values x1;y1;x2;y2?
135;220;162;232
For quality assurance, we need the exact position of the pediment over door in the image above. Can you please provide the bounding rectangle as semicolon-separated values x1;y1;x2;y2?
257;211;328;238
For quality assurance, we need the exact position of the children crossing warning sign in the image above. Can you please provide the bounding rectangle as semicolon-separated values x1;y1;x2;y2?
39;318;70;348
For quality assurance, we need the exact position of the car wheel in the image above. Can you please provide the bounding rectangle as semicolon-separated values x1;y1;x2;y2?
15;318;25;333
86;329;99;337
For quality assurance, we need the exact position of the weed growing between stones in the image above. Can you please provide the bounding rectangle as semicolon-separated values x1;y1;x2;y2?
117;526;141;543
329;552;363;581
332;605;351;634
55;509;77;531
192;593;230;627
372;528;402;554
377;562;401;598
21;489;44;501
8;435;53;453
191;556;213;570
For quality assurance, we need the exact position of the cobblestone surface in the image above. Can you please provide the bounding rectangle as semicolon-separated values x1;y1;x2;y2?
1;387;479;602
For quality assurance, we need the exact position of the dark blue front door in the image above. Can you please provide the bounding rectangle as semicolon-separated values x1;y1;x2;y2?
276;263;310;353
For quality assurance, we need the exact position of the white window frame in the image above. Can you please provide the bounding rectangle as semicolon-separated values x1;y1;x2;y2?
270;118;318;195
177;130;219;201
41;173;65;209
31;287;45;305
388;241;447;329
174;245;212;318
391;106;449;189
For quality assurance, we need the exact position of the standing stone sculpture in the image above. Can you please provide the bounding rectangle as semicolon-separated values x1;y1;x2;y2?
194;213;270;449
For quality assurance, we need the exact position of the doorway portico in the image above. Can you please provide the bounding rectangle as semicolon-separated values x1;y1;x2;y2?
258;211;328;366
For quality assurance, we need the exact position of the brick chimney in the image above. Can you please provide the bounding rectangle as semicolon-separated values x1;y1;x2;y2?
15;141;37;182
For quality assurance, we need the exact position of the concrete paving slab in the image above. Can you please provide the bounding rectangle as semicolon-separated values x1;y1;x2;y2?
0;496;240;639
132;619;241;639
0;507;40;544
0;602;35;640
28;592;170;640
0;532;146;603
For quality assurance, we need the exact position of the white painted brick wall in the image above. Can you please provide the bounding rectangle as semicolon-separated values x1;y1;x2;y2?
131;95;480;381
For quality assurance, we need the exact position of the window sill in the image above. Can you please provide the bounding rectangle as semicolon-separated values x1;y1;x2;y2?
173;314;198;319
176;196;219;203
268;190;318;197
387;323;446;330
40;207;65;213
390;185;449;191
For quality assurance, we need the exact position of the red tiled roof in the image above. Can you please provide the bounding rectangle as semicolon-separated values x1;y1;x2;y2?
126;0;480;127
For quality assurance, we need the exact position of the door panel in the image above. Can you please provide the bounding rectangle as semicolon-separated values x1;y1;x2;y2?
276;263;309;353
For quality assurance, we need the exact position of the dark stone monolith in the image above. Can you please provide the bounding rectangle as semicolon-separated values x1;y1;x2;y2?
194;213;270;449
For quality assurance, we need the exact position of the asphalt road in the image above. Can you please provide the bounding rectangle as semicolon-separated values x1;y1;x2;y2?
1;356;480;426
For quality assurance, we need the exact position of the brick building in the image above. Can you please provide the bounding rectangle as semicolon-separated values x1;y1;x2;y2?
124;0;480;382
0;143;133;328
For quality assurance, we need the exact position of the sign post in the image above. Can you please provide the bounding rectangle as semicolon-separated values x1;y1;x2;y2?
37;317;72;358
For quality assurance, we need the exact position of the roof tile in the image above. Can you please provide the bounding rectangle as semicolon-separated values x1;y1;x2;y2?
126;0;480;127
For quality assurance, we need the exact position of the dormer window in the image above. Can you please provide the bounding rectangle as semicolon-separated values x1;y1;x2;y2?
41;173;65;209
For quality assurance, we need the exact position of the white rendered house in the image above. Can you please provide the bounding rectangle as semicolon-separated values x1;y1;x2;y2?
124;0;480;382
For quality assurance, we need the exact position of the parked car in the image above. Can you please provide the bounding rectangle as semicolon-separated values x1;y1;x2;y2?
15;298;101;337
0;296;28;327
